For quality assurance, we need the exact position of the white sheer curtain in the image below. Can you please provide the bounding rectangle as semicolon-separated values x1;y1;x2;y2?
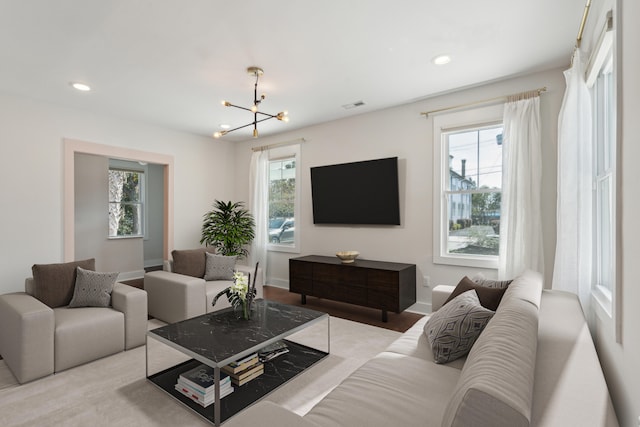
249;149;269;283
499;92;544;279
552;49;593;313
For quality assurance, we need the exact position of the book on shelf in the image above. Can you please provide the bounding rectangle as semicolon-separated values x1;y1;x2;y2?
179;364;230;394
222;355;260;375
228;362;264;381
228;352;258;367
259;341;289;362
174;382;234;407
176;377;233;398
231;366;264;386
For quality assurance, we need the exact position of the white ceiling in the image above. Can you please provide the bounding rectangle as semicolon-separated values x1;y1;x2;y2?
0;1;585;141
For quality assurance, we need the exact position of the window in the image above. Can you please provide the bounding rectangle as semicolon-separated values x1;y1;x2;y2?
267;145;300;252
433;104;504;268
108;167;144;238
589;11;616;317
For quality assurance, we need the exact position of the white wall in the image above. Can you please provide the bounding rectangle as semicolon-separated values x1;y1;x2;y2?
234;67;565;312
0;92;235;294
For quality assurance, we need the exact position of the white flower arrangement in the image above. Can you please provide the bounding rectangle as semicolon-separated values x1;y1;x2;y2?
212;270;257;319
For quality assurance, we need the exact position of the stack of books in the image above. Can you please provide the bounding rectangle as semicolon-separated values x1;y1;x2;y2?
222;353;264;386
258;341;290;362
174;364;234;407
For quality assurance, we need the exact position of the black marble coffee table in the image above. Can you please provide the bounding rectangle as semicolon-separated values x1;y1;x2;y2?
146;299;329;426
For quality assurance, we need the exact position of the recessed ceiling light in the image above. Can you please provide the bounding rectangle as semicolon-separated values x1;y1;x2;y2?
432;55;451;66
70;82;91;92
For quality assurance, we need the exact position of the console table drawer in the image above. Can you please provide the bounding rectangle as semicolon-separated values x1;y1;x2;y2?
313;264;366;287
315;280;367;305
368;289;399;311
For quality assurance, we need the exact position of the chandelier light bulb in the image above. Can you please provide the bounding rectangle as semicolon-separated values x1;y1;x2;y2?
222;100;230;106
251;105;258;113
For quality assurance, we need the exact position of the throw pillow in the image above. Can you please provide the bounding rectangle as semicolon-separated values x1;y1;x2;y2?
204;253;237;281
31;258;96;308
471;272;513;289
424;290;495;364
68;267;119;308
443;276;507;311
172;247;216;278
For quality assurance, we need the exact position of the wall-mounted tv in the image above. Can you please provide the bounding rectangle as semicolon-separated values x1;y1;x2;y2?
311;157;400;225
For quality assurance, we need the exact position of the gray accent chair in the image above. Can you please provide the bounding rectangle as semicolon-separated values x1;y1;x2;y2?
0;278;147;384
145;260;263;324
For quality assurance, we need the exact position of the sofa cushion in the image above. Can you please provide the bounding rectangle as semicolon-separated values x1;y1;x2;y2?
171;248;215;278
53;306;125;372
500;269;543;309
424;290;495;364
471;272;513;289
31;259;96;308
442;288;540;427
204;253;236;281
444;276;507;311
305;352;461;427
68;267;119;308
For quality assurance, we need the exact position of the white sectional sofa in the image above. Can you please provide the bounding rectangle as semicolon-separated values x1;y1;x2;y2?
224;270;619;427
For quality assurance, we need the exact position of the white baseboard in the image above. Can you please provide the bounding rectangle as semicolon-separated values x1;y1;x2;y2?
267;278;289;289
405;301;430;315
144;259;164;269
117;270;145;281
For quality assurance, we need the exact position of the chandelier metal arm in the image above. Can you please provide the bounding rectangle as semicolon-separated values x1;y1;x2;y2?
221;115;277;135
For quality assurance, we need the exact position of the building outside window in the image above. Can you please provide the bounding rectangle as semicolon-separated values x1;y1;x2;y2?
108;168;144;238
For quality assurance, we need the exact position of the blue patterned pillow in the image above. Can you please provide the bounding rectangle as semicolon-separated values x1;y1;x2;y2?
424;290;495;363
68;267;119;308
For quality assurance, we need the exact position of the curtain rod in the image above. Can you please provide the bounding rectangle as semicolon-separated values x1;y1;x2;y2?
420;87;547;117
576;0;592;48
251;137;306;152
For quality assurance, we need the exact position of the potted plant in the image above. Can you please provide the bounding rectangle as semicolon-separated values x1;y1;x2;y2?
200;200;255;258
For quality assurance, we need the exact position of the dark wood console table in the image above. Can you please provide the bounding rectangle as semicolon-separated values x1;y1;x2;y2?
289;255;416;322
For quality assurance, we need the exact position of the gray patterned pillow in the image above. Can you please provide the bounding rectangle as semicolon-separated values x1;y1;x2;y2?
424;290;495;363
204;253;236;281
68;267;119;308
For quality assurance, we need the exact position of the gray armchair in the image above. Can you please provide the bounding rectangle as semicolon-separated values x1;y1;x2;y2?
0;274;147;384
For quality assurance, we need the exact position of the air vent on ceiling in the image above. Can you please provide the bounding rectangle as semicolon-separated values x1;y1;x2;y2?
342;100;366;110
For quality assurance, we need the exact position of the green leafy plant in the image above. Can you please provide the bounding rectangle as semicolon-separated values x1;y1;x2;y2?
200;200;255;258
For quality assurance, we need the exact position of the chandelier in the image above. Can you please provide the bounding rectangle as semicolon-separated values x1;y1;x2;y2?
213;67;289;138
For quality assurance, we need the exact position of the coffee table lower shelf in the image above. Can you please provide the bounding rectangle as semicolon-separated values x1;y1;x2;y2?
148;340;328;424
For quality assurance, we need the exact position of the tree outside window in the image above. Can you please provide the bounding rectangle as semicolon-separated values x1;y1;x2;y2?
109;169;144;237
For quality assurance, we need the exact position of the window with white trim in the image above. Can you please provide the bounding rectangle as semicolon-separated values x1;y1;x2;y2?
267;145;300;252
108;166;145;238
433;104;504;268
589;11;616;314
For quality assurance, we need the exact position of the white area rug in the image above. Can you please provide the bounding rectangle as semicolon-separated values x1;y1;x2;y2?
0;317;400;426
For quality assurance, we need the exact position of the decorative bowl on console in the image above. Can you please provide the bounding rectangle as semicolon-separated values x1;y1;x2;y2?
336;251;359;263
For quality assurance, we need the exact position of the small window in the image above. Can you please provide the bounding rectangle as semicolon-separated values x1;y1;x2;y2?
433;104;504;268
108;168;144;237
267;145;300;252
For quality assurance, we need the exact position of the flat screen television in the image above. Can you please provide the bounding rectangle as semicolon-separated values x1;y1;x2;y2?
311;157;400;225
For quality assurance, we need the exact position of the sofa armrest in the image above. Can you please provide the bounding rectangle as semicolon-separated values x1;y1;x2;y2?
111;283;148;349
235;264;265;300
432;285;456;312
223;401;320;427
0;292;54;383
144;270;207;323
